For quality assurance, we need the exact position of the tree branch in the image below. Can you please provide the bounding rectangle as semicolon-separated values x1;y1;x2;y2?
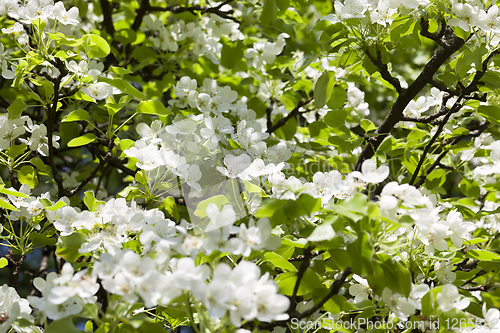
288;250;325;262
132;0;240;28
99;0;115;36
45;60;70;199
354;19;466;171
267;97;313;134
67;139;114;197
461;269;487;287
6;250;25;289
297;266;352;319
414;121;489;188
108;157;136;176
409;96;463;185
364;47;403;93
150;0;240;23
290;246;313;308
131;0;151;31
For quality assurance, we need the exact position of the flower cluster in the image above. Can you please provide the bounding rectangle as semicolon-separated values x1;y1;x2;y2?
28;264;99;321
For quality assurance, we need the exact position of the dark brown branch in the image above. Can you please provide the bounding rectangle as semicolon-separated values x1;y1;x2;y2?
95;164;111;197
109;157;136;176
462;285;489;291
400;101;451;124
409;96;463;185
297;266;352;319
461;269;487;287
419;17;448;46
131;0;151;31
455;258;477;271
414;121;489;188
354;19;466;171
266;99;274;133
267;97;313;133
132;0;240;27
150;0;240;23
9;168;20;190
364;47;403;93
99;0;115;36
6;250;25;289
427;78;459;96
288;250;325;262
410;48;498;187
45;60;70;199
290;246;313;307
68;139;114;197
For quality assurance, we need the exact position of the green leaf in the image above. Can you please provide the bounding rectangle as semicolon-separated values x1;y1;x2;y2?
117;138;135;152
44;200;67;211
47;33;82;47
115;29;137;46
326;85;346;109
333;193;368;221
137;100;172;115
84;191;97;211
307;223;335;242
284;194;321;219
100;77;146;101
0;257;7;268
29;232;57;246
18;165;38;189
45;318;81;333
378;254;412;297
362;53;378;75
0;198;17;211
255;199;288;218
477;105;500;125
109;66;132;75
275;269;322;296
481;70;500;90
194;195;228;218
261;0;278;24
55;233;86;262
73;91;95;102
163;197;180;220
6;144;27;159
0;187;30;198
62;109;89;122
264;252;297;271
7;99;27;118
466;249;500;261
273;114;297;140
346;232;373;275
425;168;446;190
138;322;170;333
221;41;245;69
459;178;480;199
314;71;336;108
31;157;50;173
82;34;110;58
324;109;349;135
105;102;128;116
67;133;96;147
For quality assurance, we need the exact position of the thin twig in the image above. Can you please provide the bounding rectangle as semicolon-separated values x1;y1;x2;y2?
364;47;403;93
297;266;353;319
267;97;313;133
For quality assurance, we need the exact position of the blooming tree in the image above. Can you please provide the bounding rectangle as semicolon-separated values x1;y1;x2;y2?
1;0;500;332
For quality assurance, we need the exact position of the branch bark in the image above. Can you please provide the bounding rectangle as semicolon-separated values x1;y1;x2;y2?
354;19;466;171
297;266;352;319
99;0;115;36
6;250;25;289
267;97;313;134
364;46;403;93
